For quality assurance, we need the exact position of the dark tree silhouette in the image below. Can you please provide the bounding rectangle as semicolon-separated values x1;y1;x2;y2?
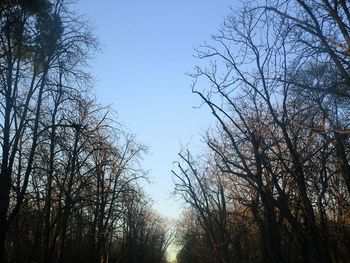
174;1;350;262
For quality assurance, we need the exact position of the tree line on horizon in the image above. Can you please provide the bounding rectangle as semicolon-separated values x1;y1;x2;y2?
0;1;172;263
173;1;350;262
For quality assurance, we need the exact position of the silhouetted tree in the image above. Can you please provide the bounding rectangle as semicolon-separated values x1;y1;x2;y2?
174;1;350;262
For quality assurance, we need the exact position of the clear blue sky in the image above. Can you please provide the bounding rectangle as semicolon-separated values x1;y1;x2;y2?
78;1;236;221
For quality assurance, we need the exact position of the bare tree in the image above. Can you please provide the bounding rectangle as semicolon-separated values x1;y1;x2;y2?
174;1;350;262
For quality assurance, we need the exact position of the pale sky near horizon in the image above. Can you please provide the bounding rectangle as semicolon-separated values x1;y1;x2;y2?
78;1;237;223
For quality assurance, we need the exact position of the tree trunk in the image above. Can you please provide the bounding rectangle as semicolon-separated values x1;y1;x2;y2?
0;170;10;263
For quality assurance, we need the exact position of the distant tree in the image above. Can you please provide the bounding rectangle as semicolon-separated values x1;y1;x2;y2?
117;190;173;263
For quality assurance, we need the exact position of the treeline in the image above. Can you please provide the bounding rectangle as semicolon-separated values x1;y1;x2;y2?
0;1;171;263
173;1;350;263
